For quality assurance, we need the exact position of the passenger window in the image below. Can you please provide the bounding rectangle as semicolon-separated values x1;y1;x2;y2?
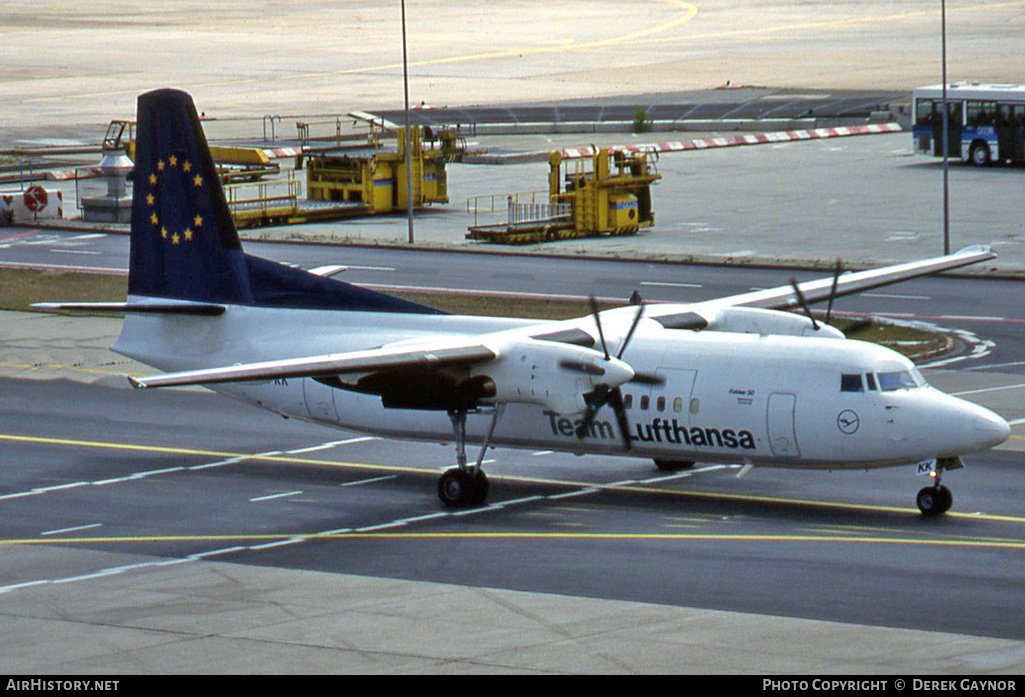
841;374;864;392
624;394;633;409
656;396;666;412
640;395;650;410
673;397;684;413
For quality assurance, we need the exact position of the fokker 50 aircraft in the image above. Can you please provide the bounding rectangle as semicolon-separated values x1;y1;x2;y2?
39;89;1010;516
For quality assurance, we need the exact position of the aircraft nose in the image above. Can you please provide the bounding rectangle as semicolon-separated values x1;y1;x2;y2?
968;403;1011;450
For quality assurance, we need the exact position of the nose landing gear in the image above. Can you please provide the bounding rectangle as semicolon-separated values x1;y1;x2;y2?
915;456;961;516
916;484;953;516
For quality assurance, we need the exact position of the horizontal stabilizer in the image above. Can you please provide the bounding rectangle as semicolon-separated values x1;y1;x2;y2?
32;301;225;315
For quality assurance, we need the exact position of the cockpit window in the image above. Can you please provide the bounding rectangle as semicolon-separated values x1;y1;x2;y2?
877;370;924;391
840;374;864;392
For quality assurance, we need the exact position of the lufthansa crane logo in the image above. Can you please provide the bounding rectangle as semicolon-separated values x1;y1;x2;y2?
837;409;860;434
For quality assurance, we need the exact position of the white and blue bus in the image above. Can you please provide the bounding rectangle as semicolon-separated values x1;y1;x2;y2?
912;83;1025;166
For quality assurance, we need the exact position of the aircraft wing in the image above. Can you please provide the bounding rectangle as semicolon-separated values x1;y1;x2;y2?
129;341;497;389
691;245;996;313
560;245;997;336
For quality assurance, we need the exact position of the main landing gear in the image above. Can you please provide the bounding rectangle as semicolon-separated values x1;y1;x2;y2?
438;406;503;507
915;456;960;517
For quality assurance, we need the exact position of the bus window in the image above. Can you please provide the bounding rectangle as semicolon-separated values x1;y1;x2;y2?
915;99;934;125
967;101;998;127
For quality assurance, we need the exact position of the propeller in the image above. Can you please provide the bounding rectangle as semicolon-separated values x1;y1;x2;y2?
789;276;819;331
790;259;848;332
575;296;646;450
824;258;843;324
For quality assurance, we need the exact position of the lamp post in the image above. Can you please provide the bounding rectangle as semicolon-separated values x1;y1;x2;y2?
941;0;950;254
401;0;415;244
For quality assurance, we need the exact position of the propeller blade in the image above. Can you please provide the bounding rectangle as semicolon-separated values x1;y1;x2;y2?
588;295;610;360
608;387;633;451
575;385;611;438
825;258;843;324
616;303;645;359
789;277;819;331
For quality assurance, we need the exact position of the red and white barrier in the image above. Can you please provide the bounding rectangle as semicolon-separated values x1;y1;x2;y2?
559;123;903;159
0;186;64;224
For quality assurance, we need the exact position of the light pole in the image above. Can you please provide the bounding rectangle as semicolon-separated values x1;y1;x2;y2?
401;0;415;244
941;0;950;254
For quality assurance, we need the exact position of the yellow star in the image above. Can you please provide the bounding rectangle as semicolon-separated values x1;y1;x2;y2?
168;154;178;167
150;212;159;225
171;233;180;245
183;160;192;173
157;159;165;171
146;193;155;206
149;173;158;186
184;228;193;241
161;227;168;239
193;213;203;227
193;174;203;187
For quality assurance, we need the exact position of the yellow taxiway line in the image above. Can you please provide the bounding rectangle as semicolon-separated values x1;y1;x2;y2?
4;431;1025;526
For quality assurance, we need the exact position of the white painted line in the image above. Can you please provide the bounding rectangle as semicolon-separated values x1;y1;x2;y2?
249;537;306;550
341;475;398;487
133;466;186;478
249;490;303;502
34;482;89;493
496;495;546;506
938;315;1006;322
289;437;378;453
316;527;353;536
342;265;395;272
640;281;703;288
41;522;102;536
863;292;930;300
189;456;246;470
548;487;600;500
452;505;501;516
396;512;450;524
356;521;407;531
0;580;52;594
188;547;247;559
952;382;1025;397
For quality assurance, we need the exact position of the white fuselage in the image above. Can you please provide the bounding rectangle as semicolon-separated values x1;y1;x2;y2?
114;303;1009;470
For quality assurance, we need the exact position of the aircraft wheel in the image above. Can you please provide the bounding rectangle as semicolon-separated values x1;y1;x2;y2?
468;469;489;506
916;485;953;517
438;468;488;507
653;459;695;471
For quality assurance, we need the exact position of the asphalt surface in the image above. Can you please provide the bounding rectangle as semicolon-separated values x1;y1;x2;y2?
5;0;1025;676
2;378;1025;647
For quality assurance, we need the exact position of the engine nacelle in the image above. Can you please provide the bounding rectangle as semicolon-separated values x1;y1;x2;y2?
473;338;634;414
703;306;845;338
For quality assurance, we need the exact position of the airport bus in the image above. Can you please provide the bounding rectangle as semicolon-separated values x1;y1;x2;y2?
912;83;1025;166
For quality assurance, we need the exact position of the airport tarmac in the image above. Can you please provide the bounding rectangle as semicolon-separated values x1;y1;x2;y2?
3;1;1025;140
4;0;1025;676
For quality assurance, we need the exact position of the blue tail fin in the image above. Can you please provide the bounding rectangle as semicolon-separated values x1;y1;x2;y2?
129;88;440;314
